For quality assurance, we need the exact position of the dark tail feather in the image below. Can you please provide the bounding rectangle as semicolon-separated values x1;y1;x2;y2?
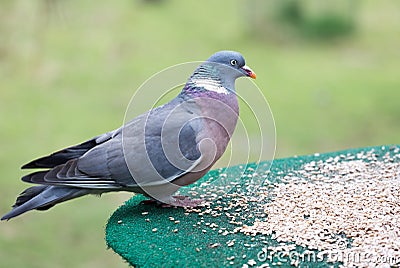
1;185;89;221
21;139;98;169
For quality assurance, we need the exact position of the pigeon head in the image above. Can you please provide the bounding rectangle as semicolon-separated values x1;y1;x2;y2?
184;51;256;95
206;51;256;80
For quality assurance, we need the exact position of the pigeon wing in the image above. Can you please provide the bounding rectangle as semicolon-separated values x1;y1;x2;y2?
22;98;204;189
21;130;118;169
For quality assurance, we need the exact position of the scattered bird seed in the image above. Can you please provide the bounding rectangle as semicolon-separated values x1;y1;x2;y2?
247;259;257;266
209;243;221;248
239;149;400;267
182;147;399;267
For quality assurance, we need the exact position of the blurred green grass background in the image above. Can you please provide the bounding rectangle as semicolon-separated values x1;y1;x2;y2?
0;0;399;267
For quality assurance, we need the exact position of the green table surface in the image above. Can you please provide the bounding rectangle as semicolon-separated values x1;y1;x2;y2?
106;145;399;268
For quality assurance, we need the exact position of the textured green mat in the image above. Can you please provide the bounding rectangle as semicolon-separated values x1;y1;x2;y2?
106;145;400;267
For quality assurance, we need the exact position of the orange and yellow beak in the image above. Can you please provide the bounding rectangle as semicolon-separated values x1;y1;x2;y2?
241;65;256;79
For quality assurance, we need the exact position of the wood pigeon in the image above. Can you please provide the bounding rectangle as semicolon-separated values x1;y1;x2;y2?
1;51;256;220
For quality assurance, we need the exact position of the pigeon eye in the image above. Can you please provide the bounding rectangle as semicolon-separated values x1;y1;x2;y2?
230;59;237;66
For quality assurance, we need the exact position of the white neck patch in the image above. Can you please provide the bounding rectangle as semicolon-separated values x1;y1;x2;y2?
191;78;229;95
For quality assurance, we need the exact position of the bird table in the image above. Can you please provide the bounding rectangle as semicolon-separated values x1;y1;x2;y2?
106;145;400;268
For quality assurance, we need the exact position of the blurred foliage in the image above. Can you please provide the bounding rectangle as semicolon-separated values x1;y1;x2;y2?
0;0;399;268
247;0;356;40
300;13;354;39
